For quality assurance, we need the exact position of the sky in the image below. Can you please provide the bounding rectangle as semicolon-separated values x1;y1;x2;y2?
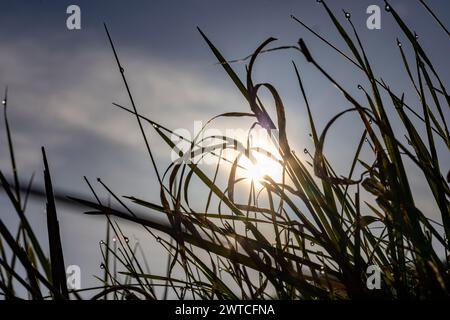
0;0;449;297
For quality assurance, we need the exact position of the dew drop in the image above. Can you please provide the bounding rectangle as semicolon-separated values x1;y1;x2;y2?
1;100;5;105
316;0;322;3
156;236;162;242
320;266;325;275
397;40;402;47
124;237;129;243
414;33;419;40
310;241;315;246
369;119;373;125
344;12;351;19
385;4;391;12
100;263;105;269
100;240;105;245
357;85;363;90
112;237;117;242
365;138;369;143
303;148;308;154
119;67;124;73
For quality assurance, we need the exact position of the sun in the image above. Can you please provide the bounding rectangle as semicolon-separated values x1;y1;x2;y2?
237;141;283;187
238;154;282;186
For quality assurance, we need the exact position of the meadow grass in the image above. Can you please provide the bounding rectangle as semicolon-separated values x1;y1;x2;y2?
0;0;449;299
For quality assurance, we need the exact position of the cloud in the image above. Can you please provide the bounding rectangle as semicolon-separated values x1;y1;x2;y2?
0;37;249;183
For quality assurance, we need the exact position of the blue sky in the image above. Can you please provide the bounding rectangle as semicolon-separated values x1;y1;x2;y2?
0;0;449;296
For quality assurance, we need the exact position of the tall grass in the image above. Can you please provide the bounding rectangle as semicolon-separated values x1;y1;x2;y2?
0;0;449;299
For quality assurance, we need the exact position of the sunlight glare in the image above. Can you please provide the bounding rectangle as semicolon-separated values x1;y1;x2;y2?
237;137;283;187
